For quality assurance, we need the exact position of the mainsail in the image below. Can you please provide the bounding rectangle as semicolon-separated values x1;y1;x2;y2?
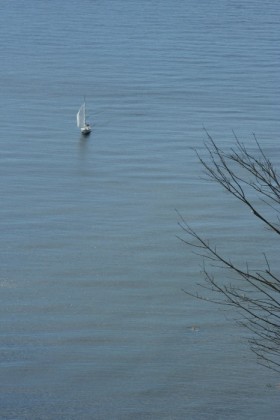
77;103;86;128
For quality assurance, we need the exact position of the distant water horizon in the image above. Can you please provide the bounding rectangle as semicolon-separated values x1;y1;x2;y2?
1;1;280;418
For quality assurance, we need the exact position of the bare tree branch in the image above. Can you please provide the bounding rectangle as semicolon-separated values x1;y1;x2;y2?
180;134;280;371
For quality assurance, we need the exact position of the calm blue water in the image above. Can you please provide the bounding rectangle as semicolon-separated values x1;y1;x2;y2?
1;0;280;418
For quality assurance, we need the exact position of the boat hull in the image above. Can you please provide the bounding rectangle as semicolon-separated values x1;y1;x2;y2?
81;126;91;135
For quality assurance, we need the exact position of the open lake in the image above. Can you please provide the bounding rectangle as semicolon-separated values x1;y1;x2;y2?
1;0;280;418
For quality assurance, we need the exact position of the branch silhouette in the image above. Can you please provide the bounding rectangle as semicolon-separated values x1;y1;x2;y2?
180;133;280;372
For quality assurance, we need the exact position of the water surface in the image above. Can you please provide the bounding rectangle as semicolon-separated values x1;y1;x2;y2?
1;1;280;418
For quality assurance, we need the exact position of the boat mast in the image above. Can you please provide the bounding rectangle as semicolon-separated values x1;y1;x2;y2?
84;96;87;126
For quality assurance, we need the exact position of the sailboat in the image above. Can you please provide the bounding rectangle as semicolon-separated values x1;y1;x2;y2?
77;99;91;135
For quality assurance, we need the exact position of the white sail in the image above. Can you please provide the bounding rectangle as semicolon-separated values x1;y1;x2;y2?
77;99;91;135
77;103;86;128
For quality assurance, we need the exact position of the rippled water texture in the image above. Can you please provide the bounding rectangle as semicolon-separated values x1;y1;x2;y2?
1;0;280;418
